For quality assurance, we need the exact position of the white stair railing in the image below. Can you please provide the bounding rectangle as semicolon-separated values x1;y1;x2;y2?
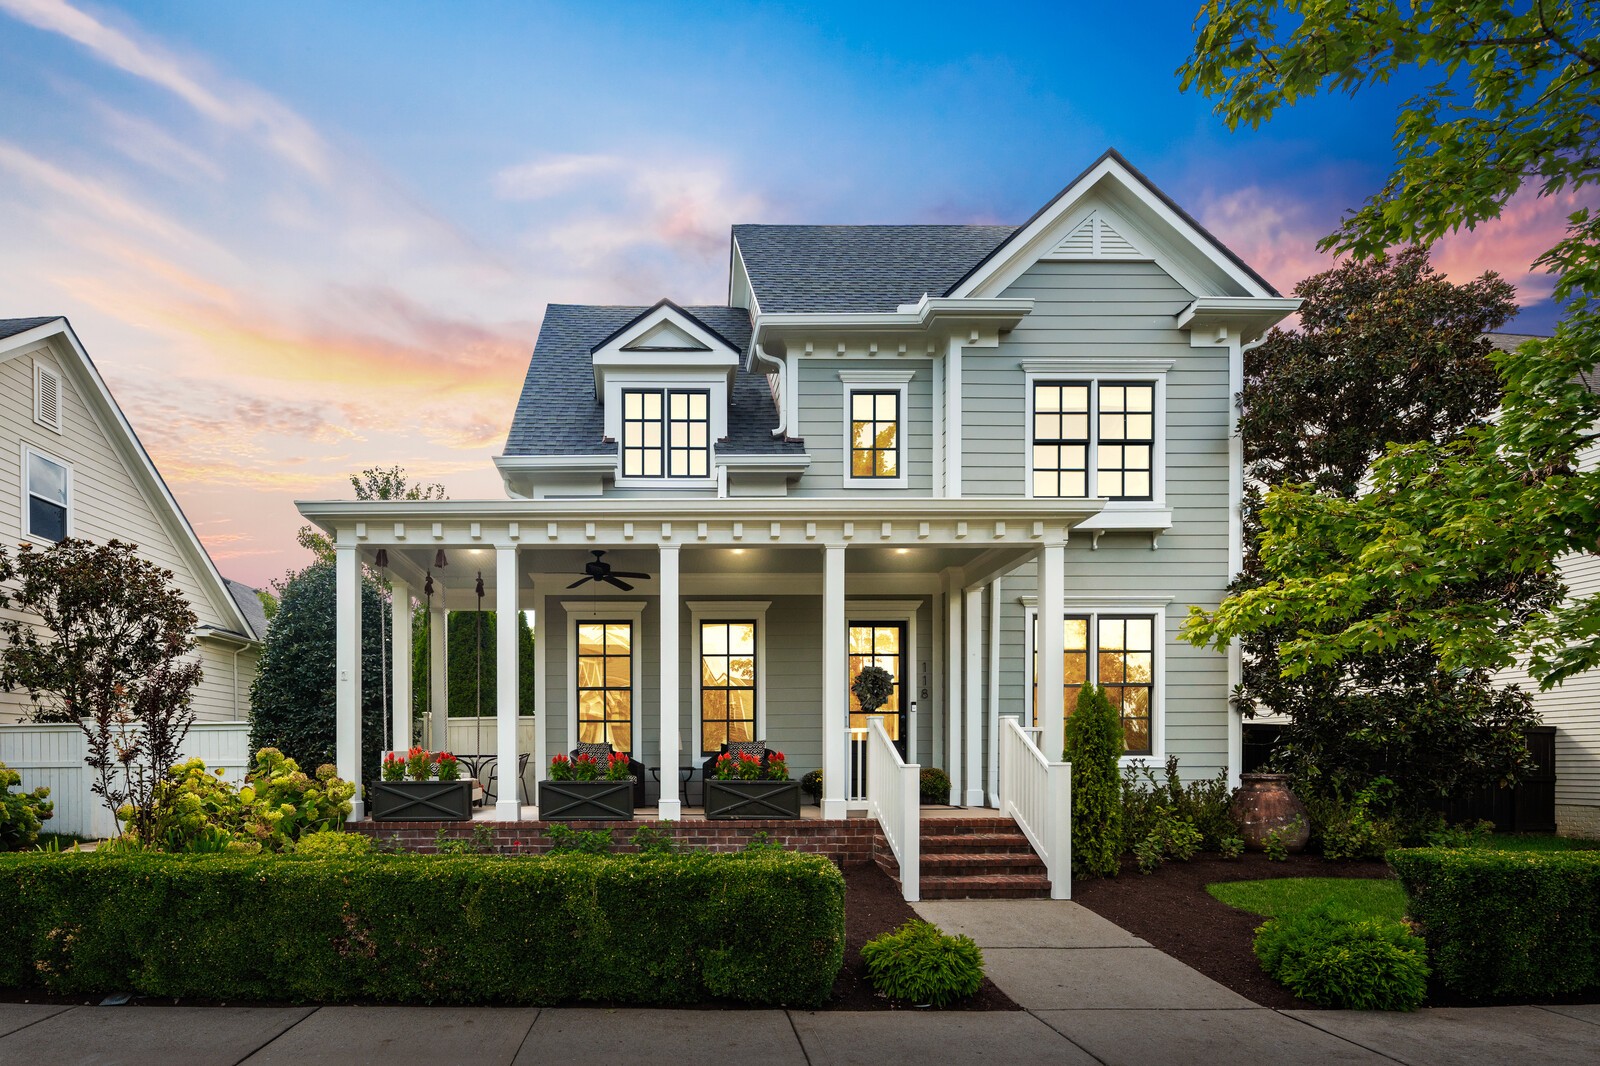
846;727;869;802
997;714;1073;900
864;715;920;902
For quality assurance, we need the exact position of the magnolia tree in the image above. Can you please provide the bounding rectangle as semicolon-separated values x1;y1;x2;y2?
0;539;202;829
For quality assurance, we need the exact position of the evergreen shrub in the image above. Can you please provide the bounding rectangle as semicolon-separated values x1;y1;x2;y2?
1065;684;1123;877
860;920;983;1007
1253;902;1429;1010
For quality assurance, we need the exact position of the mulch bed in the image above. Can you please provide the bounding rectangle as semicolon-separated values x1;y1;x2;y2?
1072;851;1390;1009
831;863;1019;1011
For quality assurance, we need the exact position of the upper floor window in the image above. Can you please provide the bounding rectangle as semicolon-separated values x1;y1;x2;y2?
1031;379;1155;501
24;446;70;543
850;390;899;479
621;389;709;479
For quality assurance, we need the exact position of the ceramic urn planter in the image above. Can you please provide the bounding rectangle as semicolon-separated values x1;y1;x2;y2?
1229;773;1310;853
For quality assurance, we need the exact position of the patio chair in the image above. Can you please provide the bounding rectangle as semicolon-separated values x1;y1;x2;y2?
570;743;648;807
483;752;531;807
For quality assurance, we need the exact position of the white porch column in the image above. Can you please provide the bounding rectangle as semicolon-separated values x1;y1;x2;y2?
945;577;963;805
657;546;682;820
821;545;847;820
987;576;1003;807
533;589;547;815
1038;541;1068;761
335;544;364;820
429;604;447;751
390;578;412;754
964;583;985;807
494;546;521;820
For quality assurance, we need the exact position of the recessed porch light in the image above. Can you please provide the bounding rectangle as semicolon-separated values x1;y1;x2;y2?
895;548;910;555
731;548;746;555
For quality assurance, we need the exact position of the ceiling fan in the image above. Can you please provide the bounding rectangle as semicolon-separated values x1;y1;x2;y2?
567;550;651;591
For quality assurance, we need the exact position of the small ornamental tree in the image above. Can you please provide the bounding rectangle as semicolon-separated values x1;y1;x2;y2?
1065;684;1124;878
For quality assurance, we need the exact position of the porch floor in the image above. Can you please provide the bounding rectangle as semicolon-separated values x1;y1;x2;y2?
459;804;995;822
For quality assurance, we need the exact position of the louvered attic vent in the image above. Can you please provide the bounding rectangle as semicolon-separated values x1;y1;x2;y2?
34;362;61;432
1048;213;1145;260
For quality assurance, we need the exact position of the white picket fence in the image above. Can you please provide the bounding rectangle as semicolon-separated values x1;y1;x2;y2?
0;721;251;839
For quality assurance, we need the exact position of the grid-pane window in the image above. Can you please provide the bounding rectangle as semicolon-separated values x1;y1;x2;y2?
621;389;709;478
26;451;68;542
849;391;900;478
701;621;756;753
1032;613;1156;756
1032;383;1090;497
576;621;633;751
848;623;904;741
1097;383;1155;500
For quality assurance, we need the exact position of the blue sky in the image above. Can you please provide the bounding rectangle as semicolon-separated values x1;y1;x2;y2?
0;1;1568;584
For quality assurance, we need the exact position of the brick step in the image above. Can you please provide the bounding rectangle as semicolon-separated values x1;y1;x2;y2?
918;872;1052;900
917;819;1023;835
921;852;1047;877
920;832;1036;855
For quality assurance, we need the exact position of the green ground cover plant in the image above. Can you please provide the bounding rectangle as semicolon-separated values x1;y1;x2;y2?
860;920;983;1008
1207;877;1408;923
1253;902;1429;1011
1389;847;1600;999
0;850;845;1007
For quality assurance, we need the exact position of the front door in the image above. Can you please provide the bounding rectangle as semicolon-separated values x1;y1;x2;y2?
848;621;908;759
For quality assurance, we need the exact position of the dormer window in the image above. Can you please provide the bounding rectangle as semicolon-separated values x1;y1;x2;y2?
621;389;710;478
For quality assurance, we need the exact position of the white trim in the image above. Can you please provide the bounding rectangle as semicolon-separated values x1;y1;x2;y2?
845;599;921;760
1023;366;1167;509
1023;600;1167;765
841;375;912;490
687;600;771;757
946;337;963;496
32;359;62;433
562;600;646;758
20;442;72;543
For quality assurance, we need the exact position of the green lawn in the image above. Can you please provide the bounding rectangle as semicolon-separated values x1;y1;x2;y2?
1476;834;1600;853
1207;877;1408;922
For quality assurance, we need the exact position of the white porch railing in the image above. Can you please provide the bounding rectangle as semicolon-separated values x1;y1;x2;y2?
865;716;920;902
997;715;1072;900
846;727;868;802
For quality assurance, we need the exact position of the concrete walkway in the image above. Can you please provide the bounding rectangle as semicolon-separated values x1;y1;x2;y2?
0;900;1594;1065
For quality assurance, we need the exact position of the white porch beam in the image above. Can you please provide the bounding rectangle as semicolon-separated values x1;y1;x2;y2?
658;546;682;821
390;578;412;754
428;604;447;751
821;545;847;820
335;544;363;820
1037;541;1067;760
945;576;963;804
964;583;985;807
494;546;521;820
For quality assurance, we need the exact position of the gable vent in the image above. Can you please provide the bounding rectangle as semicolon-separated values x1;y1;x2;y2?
1047;212;1147;260
34;362;61;432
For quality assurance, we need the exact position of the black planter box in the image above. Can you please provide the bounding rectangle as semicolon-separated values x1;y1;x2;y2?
704;779;803;820
539;779;636;820
369;779;473;821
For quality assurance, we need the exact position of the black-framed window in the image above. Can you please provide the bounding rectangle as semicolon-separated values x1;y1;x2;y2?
1032;382;1090;497
1032;613;1155;756
576;620;632;751
700;620;756;753
621;389;709;478
848;622;905;743
26;449;68;543
1097;383;1155;500
849;390;900;479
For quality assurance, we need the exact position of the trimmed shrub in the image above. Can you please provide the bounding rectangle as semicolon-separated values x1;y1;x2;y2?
293;830;374;857
919;767;952;805
1066;684;1123;877
1121;756;1237;853
0;851;845;1007
860;920;983;1007
0;763;52;851
1253;902;1429;1010
1388;847;1600;999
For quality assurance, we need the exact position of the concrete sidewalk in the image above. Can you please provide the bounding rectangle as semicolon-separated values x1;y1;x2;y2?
0;900;1594;1065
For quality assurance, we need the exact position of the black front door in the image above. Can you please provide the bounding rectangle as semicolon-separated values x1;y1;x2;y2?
848;621;908;759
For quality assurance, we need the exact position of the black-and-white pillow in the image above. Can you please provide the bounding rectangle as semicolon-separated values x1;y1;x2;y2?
728;740;766;758
576;742;613;763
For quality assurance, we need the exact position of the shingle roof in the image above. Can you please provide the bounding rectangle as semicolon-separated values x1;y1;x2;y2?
0;317;62;341
224;579;271;641
732;225;1016;312
503;304;802;457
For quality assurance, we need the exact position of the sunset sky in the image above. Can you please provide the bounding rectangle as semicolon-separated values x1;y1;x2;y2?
0;0;1573;588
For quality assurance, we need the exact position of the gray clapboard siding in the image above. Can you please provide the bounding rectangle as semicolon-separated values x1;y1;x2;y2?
791;359;934;496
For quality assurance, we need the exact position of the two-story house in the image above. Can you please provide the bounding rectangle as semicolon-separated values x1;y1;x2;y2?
297;151;1298;861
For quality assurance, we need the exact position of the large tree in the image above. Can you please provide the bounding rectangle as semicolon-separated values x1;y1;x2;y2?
1226;250;1546;811
1181;5;1600;696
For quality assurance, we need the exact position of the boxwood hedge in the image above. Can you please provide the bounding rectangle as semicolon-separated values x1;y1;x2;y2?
1388;847;1600;999
0;850;845;1006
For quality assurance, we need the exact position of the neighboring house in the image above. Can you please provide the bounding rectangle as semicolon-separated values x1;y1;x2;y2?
0;317;266;724
1489;331;1600;838
298;149;1299;824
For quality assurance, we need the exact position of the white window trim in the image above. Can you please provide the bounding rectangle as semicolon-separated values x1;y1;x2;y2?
605;376;726;489
33;360;62;433
687;600;771;756
1021;359;1170;508
1021;595;1167;765
845;598;921;758
840;369;914;489
563;600;646;757
21;443;72;544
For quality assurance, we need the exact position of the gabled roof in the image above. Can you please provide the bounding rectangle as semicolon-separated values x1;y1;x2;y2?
588;298;744;355
0;316;262;644
503;304;803;458
731;225;1016;312
225;579;271;641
